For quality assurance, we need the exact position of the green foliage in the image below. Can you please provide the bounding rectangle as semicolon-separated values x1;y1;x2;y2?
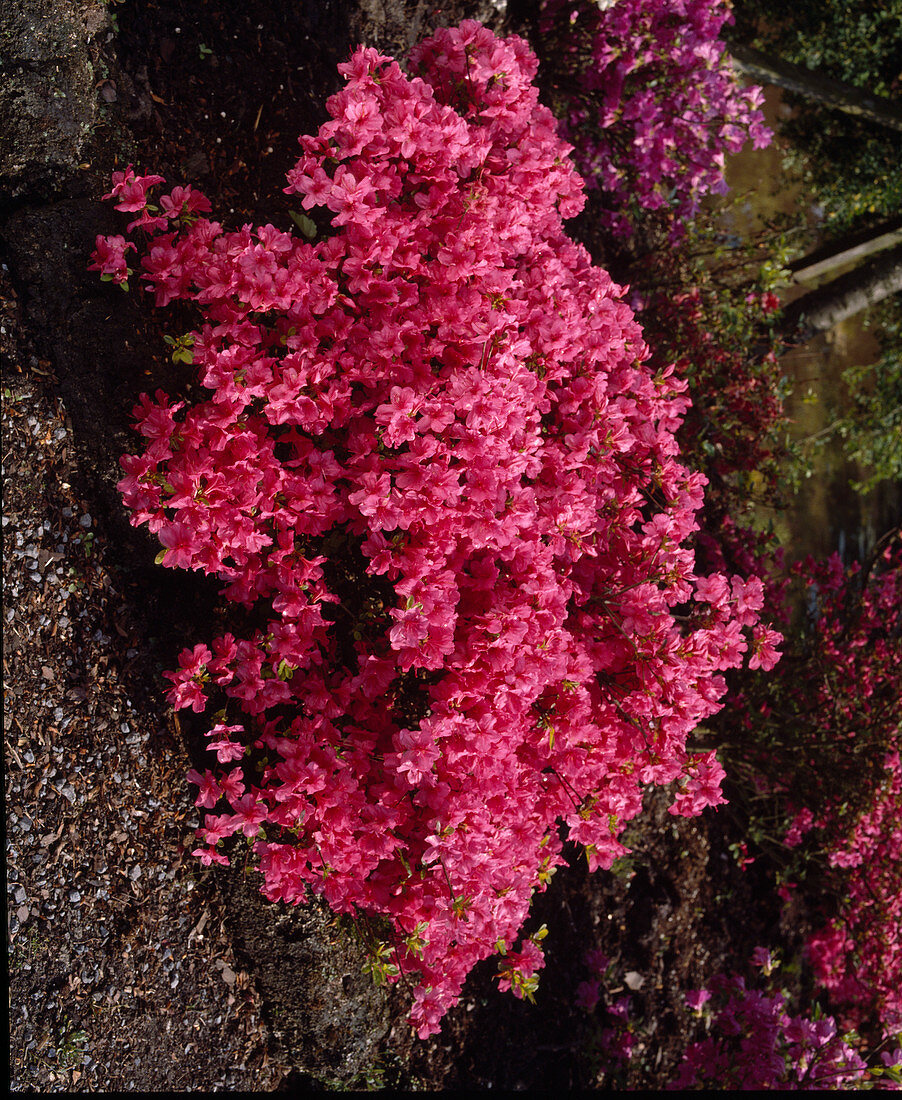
163;332;195;365
836;350;902;493
731;0;902;96
729;0;902;231
56;1021;88;1070
805;300;902;492
779;120;902;232
289;210;318;240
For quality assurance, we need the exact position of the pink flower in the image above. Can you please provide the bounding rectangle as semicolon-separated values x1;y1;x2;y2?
187;768;221;809
694;573;730;609
160;185;212;220
209;738;246;764
168;677;207;713
89;234;135;285
102;165;166;212
393;726;441;786
670;753;727;818
219;769;246;802
783;808;814;848
199;812;241;845
192;846;230;866
231;793;268;837
158;519;201;569
748;624;782;671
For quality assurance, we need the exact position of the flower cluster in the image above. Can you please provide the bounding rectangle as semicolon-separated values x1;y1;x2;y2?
87;233;135;288
575;950;637;1067
644;285;787;513
94;22;776;1037
724;541;901;1035
805;753;902;1036
537;0;771;238
671;958;894;1090
799;549;902;1034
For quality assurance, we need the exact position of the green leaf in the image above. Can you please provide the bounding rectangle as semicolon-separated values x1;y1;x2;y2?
289;210;318;239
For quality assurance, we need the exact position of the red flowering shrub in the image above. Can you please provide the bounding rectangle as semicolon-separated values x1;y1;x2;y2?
807;750;902;1036
646;286;786;509
93;22;777;1036
792;546;902;1035
638;276;792;611
537;0;771;239
715;540;901;1037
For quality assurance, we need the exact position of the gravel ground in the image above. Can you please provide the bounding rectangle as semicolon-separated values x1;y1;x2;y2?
3;273;289;1092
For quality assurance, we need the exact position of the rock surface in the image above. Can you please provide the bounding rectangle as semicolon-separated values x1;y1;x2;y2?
0;0;111;195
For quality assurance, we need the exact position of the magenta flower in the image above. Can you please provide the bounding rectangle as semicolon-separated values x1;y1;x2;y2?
187;768;221;810
575;979;601;1012
102;165;165;212
192;846;229;867
748;624;782;671
157;519;200;570
751;947;776;975
88;234;135;285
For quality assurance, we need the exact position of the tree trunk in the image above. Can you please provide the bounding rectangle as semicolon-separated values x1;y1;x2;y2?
789;216;902;284
728;43;902;133
779;243;902;339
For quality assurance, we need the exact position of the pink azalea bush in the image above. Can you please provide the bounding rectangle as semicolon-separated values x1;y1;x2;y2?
537;0;771;239
92;22;779;1037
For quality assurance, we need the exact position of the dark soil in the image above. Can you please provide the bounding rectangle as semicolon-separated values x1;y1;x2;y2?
4;0;816;1090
